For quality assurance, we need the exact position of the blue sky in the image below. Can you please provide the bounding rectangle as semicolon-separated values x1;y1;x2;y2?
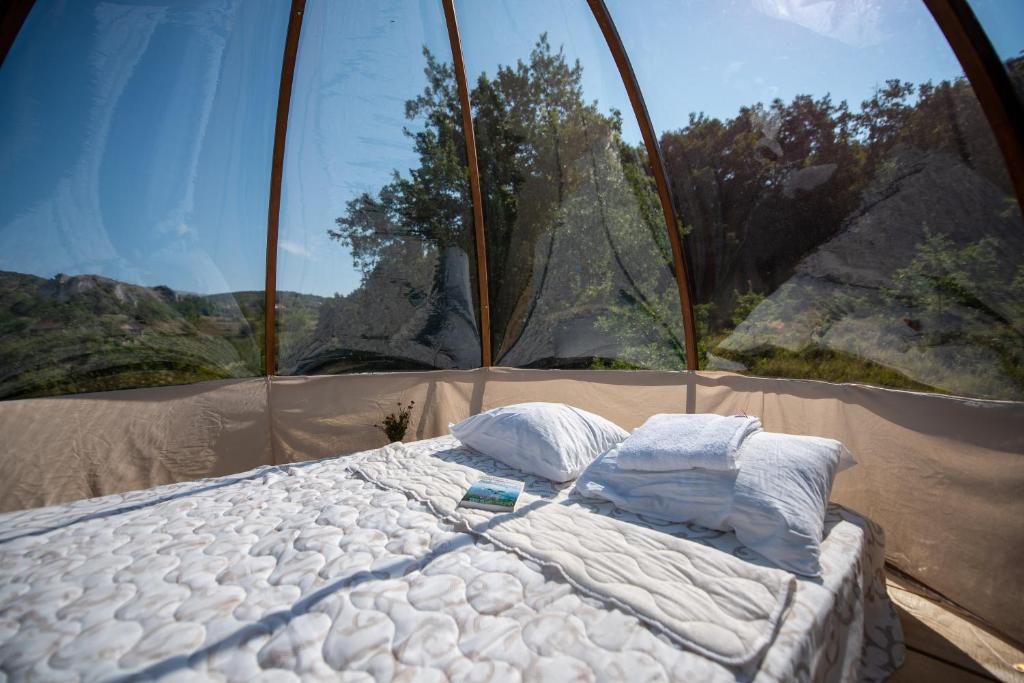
0;0;288;296
1;0;1022;298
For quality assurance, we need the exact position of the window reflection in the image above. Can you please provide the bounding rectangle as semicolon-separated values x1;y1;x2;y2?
607;0;1024;399
276;0;481;374
0;0;287;399
457;0;686;369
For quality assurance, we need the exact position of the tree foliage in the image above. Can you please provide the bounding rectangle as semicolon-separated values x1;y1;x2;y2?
328;36;685;368
322;41;1022;395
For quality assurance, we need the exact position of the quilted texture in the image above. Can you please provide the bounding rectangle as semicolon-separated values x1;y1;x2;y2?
350;444;794;666
0;436;904;682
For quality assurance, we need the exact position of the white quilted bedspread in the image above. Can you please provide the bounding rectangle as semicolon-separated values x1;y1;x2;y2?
349;444;794;667
0;436;904;682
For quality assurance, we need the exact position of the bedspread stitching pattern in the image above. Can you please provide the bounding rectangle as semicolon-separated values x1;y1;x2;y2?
347;443;795;668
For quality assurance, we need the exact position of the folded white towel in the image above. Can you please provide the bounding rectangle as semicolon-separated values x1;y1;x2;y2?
616;413;762;472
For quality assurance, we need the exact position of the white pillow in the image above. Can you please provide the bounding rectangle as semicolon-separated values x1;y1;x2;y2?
450;402;628;482
575;431;855;576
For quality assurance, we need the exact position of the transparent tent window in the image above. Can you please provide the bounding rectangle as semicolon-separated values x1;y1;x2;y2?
0;0;1021;401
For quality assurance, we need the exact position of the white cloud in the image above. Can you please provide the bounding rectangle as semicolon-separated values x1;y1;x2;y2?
724;61;745;81
176;223;192;236
751;0;884;48
280;240;313;259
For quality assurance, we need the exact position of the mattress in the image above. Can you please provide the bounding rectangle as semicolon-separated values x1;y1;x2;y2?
0;436;904;682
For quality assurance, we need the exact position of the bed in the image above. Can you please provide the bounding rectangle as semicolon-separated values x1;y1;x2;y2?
0;436;904;682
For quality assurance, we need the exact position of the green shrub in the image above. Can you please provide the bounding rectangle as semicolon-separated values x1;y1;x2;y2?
377;400;415;442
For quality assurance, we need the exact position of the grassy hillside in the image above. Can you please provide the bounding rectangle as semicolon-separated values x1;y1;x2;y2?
0;271;323;400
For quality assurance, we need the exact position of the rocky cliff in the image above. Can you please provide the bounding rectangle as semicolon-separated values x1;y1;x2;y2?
716;147;1024;399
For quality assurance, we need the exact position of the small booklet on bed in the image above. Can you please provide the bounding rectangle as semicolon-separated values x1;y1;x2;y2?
459;476;524;512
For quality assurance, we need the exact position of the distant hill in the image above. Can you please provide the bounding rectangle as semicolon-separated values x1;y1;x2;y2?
0;260;482;399
0;271;327;399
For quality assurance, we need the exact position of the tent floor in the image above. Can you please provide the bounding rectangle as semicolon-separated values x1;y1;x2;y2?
886;572;1023;682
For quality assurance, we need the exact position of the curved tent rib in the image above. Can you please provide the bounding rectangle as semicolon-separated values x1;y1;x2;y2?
586;0;700;371
442;0;492;368
264;0;307;376
924;0;1024;215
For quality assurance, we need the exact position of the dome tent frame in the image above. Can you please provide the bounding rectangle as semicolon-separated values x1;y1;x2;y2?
258;0;703;375
257;0;1023;378
1;0;1020;381
253;0;1024;378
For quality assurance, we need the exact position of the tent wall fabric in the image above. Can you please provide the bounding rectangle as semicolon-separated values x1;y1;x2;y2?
1;369;1021;643
0;378;273;513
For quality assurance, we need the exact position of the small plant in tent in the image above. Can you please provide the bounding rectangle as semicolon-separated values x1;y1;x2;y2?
377;400;415;443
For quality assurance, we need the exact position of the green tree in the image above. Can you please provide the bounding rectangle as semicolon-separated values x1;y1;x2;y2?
327;36;686;370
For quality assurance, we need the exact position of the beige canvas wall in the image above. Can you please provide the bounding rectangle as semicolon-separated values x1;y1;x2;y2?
1;369;1021;643
267;368;761;461
0;378;272;512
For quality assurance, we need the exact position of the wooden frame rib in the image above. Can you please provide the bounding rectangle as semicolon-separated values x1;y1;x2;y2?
264;0;306;376
586;0;699;370
442;0;492;367
924;0;1024;213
